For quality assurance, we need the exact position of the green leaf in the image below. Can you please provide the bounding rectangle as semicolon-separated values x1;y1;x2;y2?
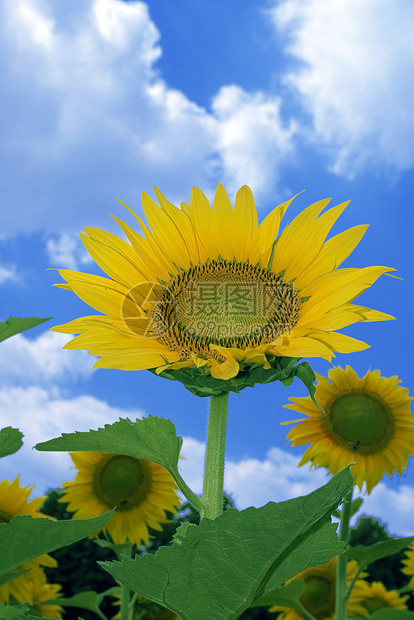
0;512;114;575
250;579;306;609
35;416;182;477
43;591;111;620
153;355;317;399
0;317;51;343
0;428;24;459
0;570;31;588
332;496;363;519
369;612;414;620
100;468;353;620
346;536;414;569
0;604;30;620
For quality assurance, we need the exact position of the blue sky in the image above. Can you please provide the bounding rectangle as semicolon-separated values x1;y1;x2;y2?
1;0;414;535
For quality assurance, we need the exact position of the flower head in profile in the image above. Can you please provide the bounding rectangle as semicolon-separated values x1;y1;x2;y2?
402;542;414;589
0;478;56;605
27;574;63;619
356;581;408;614
52;185;393;389
283;366;414;493
61;452;179;545
268;556;367;619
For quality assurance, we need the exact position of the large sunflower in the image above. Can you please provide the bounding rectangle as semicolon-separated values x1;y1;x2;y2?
61;452;179;545
356;581;408;614
283;366;414;493
268;556;367;619
0;478;56;605
52;184;393;383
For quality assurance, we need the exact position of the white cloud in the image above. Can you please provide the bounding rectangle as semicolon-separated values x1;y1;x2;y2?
1;389;413;536
211;86;298;197
0;331;95;385
46;233;92;270
0;384;146;494
0;0;297;238
179;439;414;536
0;265;19;284
271;0;414;176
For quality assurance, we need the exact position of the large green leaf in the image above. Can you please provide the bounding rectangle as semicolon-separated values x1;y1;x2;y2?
0;428;23;458
0;512;113;575
35;416;182;476
346;536;414;569
0;317;51;343
101;468;353;620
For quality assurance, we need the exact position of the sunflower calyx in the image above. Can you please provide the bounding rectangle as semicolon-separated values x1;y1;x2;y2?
152;356;320;403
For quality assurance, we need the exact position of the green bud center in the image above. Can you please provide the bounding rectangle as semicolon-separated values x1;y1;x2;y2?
323;391;394;455
300;577;333;617
94;455;150;511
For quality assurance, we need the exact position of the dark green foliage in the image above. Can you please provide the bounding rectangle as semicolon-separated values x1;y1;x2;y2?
40;491;116;620
349;516;414;609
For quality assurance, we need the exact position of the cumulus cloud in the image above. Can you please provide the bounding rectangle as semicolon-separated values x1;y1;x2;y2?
0;331;95;386
45;233;93;270
1;0;296;238
271;0;414;176
0;384;146;493
0;264;19;284
179;438;414;536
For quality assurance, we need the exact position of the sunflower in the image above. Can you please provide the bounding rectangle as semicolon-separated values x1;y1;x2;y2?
402;542;414;588
268;556;367;619
283;366;414;493
356;581;408;614
0;477;56;605
27;575;63;619
61;452;179;545
52;184;393;384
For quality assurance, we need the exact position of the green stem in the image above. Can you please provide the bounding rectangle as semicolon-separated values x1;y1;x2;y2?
117;542;132;620
200;392;230;520
172;470;204;514
335;489;353;620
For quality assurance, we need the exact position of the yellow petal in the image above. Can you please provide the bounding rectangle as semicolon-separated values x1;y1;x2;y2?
209;355;240;380
211;183;234;260
93;349;180;371
142;191;192;269
189;186;217;258
257;193;299;268
153;187;200;264
294;224;369;290
271;198;331;275
230;185;259;262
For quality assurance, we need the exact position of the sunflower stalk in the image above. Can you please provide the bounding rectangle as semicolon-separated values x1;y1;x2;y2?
200;391;230;520
335;489;353;620
116;542;132;620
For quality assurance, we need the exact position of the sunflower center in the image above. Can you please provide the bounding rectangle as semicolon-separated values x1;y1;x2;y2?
323;391;395;455
300;577;334;617
93;455;151;511
0;510;11;523
152;259;301;358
